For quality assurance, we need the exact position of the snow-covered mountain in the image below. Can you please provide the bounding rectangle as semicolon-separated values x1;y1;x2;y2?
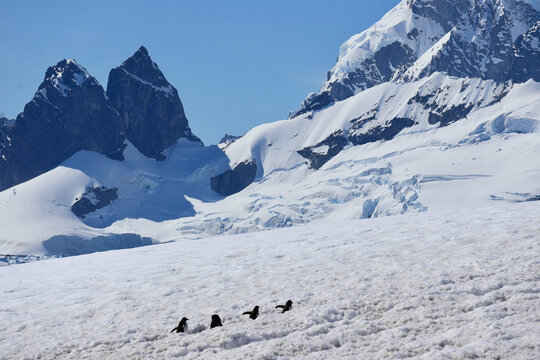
1;0;539;259
291;0;539;118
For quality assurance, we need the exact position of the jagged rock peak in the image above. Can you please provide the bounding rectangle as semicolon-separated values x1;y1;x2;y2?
137;45;149;56
114;45;171;91
106;46;201;160
38;59;97;98
0;57;125;191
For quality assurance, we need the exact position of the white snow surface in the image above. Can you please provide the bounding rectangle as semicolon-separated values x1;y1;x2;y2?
0;201;539;359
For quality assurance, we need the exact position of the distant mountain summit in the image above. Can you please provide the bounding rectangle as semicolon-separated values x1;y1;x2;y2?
0;47;201;191
0;59;125;191
107;46;201;160
291;0;539;118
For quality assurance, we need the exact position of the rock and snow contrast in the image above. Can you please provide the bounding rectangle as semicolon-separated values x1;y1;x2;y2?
0;201;539;358
292;0;540;117
1;0;539;358
0;1;539;259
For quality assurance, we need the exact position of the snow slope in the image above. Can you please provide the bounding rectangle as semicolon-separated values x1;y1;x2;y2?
0;140;228;256
0;201;539;359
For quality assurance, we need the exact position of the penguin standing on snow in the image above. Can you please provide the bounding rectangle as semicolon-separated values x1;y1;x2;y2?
170;317;188;333
275;300;293;313
210;314;223;328
242;306;259;320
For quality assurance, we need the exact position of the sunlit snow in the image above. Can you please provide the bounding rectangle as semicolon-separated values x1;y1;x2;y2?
0;201;538;358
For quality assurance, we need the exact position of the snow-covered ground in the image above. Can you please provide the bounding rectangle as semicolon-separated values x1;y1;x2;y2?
1;200;539;359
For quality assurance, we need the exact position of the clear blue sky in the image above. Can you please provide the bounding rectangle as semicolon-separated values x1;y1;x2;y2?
0;0;399;144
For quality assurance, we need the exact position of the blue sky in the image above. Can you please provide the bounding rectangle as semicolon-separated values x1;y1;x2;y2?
0;0;399;144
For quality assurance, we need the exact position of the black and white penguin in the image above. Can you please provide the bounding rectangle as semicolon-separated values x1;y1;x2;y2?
210;314;223;328
275;300;293;313
242;306;259;320
170;317;188;333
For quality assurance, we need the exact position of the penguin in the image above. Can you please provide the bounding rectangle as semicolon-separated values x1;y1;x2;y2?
170;317;188;333
210;314;222;328
242;306;259;320
275;300;293;313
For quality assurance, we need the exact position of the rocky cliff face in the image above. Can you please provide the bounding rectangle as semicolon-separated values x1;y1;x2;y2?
0;60;125;191
107;46;201;160
291;0;539;118
402;0;540;82
510;20;540;82
210;160;257;196
0;117;13;151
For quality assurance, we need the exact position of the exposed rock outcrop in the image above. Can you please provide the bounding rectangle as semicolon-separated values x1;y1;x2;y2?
71;186;119;219
210;160;257;196
297;131;348;170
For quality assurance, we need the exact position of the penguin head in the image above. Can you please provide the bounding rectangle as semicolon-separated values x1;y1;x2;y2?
212;314;220;321
254;306;259;313
180;317;188;323
286;300;293;306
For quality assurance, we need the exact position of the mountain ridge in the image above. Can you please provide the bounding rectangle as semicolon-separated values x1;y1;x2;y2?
291;0;539;118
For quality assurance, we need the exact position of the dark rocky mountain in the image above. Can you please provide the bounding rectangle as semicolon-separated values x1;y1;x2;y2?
0;60;125;191
291;0;540;118
0;47;203;192
107;46;201;160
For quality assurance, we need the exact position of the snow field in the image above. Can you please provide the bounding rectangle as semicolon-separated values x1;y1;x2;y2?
0;200;539;359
